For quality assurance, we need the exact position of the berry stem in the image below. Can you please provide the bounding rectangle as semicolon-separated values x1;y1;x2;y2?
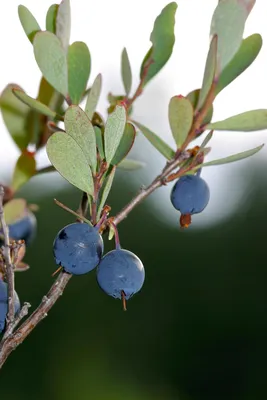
121;291;127;311
54;199;92;225
110;221;121;250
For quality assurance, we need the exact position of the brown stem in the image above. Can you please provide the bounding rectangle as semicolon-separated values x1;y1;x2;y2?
125;59;153;110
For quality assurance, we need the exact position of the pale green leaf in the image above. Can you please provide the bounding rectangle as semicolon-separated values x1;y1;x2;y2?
121;48;132;96
33;31;68;96
118;159;145;170
46;4;58;33
94;126;105;159
13;89;57;119
207;109;267;131
12;152;36;191
133;120;175;160
97;167;116;220
64;106;97;173
68;41;91;104
3;199;27;225
85;74;102;120
168;96;193;147
111;122;136;165
104;105;126;164
56;0;71;50
18;5;40;43
46;132;94;195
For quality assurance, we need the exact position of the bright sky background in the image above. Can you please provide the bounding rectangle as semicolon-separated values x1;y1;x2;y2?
0;0;267;228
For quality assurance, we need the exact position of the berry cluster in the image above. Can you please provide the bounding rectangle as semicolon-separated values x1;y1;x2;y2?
53;222;145;310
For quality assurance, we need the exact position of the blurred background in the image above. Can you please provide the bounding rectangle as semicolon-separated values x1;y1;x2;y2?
1;1;267;399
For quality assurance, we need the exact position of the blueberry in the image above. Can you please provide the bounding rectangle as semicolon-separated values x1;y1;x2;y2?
53;222;104;275
96;249;145;302
7;211;37;245
0;280;21;333
170;175;210;227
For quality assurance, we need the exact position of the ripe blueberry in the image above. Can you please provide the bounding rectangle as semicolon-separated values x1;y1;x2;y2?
96;249;145;304
170;175;210;227
7;211;37;245
53;222;104;275
0;280;21;333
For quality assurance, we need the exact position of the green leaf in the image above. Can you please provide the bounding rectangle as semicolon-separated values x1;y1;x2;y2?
140;2;177;85
104;105;126;164
97;167;116;220
12;152;36;191
199;130;213;151
46;132;94;195
3;199;27;225
186;89;213;125
121;48;132;96
197;144;264;168
168;96;193;147
18;5;40;43
33;31;68;97
216;33;262;95
56;0;71;51
117;159;145;170
64;106;97;173
94;126;105;159
12;89;57;119
111;122;136;165
197;35;217;110
210;0;255;73
67;41;91;104
133;120;175;160
85;74;102;120
37;77;55;105
0;84;32;150
46;4;58;33
207;109;267;131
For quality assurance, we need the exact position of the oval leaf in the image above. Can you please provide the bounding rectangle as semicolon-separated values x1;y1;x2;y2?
33;31;68;97
210;0;255;73
94;126;105;159
140;2;177;85
3;199;27;225
186;89;213;125
168;96;193;148
64;106;97;173
56;0;71;50
13;89;57;119
104;105;126;164
97;167;116;220
0;84;32;150
85;74;102;120
118;159;146;170
197;144;264;168
133;120;175;160
207;110;267;132
46;132;94;195
111;122;136;165
121;48;132;96
18;5;40;43
197;35;217;110
12;152;36;191
68;41;91;104
46;4;59;33
216;33;262;95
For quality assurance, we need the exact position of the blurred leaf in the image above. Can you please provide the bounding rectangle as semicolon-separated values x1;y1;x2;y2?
18;5;40;43
14;262;30;272
121;48;132;95
216;33;262;95
210;0;255;73
140;2;177;85
37;77;55;105
168;96;193;148
207;110;267;131
197;35;217;110
108;223;115;240
46;132;94;195
196;144;264;168
3;199;27;225
12;152;36;191
85;74;102;120
34;31;68;97
92;111;105;131
104;105;126;164
68;41;91;104
117;159;145;170
186;89;213;125
97;167;116;220
111;122;136;165
46;4;58;33
0;84;31;150
199;130;213;151
64;106;97;173
56;0;71;50
12;89;58;119
94;126;105;159
133;120;175;160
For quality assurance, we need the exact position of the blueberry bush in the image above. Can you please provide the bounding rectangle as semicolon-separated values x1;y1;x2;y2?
0;0;266;369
